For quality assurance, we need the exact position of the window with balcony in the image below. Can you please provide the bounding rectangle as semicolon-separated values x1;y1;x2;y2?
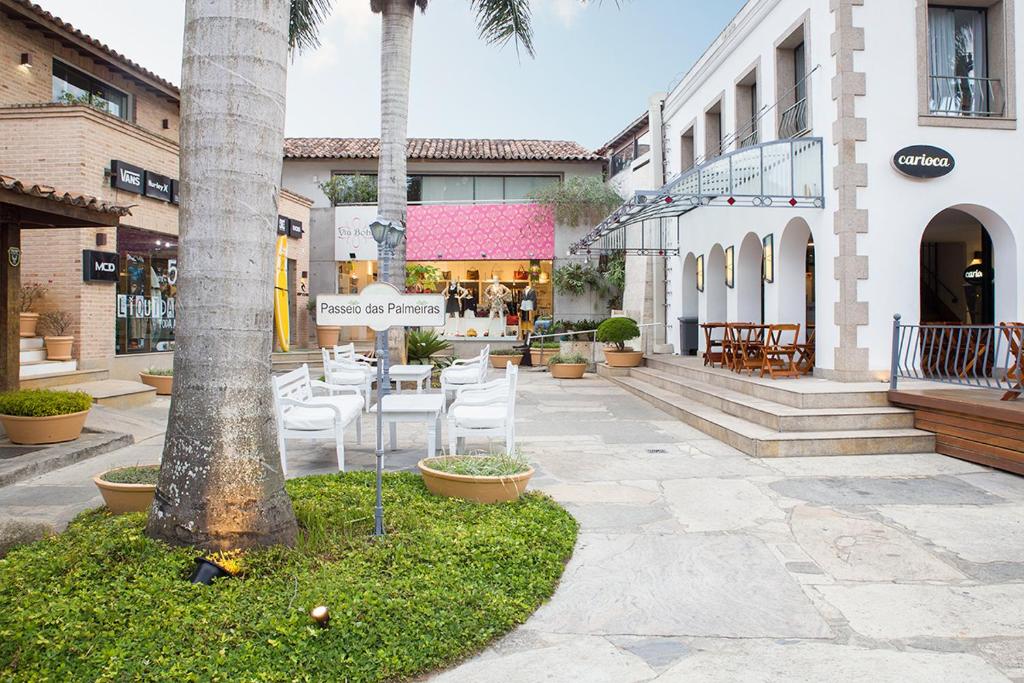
928;6;1003;116
52;60;129;120
610;133;651;177
679;126;695;172
704;99;723;160
775;18;812;139
736;67;760;148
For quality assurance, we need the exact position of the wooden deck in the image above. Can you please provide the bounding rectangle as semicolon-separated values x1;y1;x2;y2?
888;388;1024;475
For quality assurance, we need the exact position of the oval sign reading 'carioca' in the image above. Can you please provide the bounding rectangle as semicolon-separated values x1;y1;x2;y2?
892;145;956;179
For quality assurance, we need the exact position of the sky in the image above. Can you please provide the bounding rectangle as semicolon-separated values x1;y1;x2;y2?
38;0;745;149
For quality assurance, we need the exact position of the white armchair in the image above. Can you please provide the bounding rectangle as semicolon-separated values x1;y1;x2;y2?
321;348;375;410
440;345;490;411
273;364;363;475
448;362;518;455
332;343;376;366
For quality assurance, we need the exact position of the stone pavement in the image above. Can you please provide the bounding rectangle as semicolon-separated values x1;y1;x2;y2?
1;371;1023;681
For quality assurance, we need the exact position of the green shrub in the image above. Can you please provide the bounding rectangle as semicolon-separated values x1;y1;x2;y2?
406;329;451;365
548;353;588;366
144;367;173;376
99;465;160;485
530;341;561;349
596;317;640;352
424;453;531;477
0;389;92;417
0;472;577;682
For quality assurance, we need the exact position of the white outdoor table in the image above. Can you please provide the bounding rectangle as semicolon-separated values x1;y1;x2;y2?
387;364;432;393
369;393;444;457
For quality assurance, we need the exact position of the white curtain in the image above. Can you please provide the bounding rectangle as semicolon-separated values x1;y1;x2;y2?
929;7;989;115
929;8;956;114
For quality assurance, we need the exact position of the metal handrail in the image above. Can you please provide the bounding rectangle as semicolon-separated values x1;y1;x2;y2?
889;314;1023;400
528;322;666;368
929;75;1005;117
777;98;809;139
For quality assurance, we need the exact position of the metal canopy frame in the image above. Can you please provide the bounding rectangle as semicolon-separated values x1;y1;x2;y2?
572;137;826;255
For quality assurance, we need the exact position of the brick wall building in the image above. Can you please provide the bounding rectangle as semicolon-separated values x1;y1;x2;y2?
0;0;310;380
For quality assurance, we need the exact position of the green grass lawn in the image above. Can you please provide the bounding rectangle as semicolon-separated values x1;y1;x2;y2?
0;473;577;682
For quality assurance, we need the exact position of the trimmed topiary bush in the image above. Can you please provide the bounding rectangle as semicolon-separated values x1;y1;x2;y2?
0;472;577;681
0;389;92;417
595;317;640;352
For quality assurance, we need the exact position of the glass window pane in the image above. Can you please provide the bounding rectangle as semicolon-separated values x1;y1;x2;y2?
116;227;177;355
474;177;504;201
504;176;557;201
421;176;473;202
52;60;128;119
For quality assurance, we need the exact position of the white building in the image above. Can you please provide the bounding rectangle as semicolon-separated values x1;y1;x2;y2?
588;0;1024;381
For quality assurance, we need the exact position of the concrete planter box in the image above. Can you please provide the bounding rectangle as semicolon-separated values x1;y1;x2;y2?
43;336;74;361
549;363;587;379
603;350;644;368
93;466;159;514
490;354;522;369
0;409;89;445
418;457;534;504
139;372;173;395
19;312;39;338
316;325;341;349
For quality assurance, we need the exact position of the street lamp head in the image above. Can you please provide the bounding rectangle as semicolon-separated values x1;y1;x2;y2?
369;217;406;248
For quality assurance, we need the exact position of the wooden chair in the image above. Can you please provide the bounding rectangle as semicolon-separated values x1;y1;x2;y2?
1001;322;1023;400
957;327;990;379
762;324;801;379
701;323;726;367
796;325;815;374
730;324;765;375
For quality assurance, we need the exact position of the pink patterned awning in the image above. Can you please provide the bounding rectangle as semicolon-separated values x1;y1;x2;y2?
406;203;555;260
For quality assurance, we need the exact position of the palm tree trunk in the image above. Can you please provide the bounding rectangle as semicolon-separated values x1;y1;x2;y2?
379;0;415;360
146;0;298;550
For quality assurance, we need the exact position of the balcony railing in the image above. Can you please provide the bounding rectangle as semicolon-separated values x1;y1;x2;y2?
929;75;1005;117
777;98;809;139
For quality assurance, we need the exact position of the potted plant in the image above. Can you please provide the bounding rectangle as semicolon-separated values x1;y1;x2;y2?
407;329;451;365
529;341;560;366
139;367;173;395
93;465;159;514
39;310;75;360
311;297;340;349
547;352;588;379
18;282;47;338
597;317;644;367
190;550;245;585
490;348;523;368
418;452;534;503
0;389;92;444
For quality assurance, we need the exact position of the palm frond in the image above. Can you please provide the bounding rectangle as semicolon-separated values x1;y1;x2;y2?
290;0;334;51
470;0;535;58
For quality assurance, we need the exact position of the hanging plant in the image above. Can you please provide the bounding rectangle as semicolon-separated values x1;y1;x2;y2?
552;263;590;296
528;176;624;227
405;264;444;292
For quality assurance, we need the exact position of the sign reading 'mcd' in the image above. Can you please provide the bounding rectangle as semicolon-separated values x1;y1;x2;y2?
317;283;445;332
892;145;955;179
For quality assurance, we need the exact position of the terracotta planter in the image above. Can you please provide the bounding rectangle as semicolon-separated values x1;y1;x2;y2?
43;336;74;361
490;354;522;369
139;372;173;395
603;349;644;368
0;409;89;445
316;325;341;349
19;312;39;338
530;348;557;366
418;457;534;504
549;363;587;379
93;466;158;514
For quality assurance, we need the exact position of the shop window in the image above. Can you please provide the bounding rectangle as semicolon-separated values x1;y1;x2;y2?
115;227;177;354
52;59;129;120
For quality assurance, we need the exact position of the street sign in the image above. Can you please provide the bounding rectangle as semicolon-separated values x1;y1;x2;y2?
316;282;444;331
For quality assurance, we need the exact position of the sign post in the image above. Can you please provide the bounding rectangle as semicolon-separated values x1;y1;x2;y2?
317;283;444;536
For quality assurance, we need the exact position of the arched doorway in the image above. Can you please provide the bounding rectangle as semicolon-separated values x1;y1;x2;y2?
736;232;763;323
778;218;815;338
920;208;1000;324
706;244;727;324
680;253;699;355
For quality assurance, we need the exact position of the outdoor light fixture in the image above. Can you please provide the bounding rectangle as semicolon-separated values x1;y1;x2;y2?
696;255;704;292
762;234;774;283
20;52;33;68
969;251;983;266
310;605;330;628
725;246;735;288
369;217;405;249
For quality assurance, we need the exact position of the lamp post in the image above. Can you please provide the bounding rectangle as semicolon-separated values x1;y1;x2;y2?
368;217;405;537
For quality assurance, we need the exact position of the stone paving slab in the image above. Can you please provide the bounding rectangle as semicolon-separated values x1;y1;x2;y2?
769;475;1002;506
873;504;1024;564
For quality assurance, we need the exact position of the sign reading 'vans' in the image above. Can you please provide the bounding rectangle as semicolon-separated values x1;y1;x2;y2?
110;160;144;194
110;160;179;204
892;145;955;179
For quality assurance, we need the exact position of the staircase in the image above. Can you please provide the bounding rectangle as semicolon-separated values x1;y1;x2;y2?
271;343;375;373
18;337;79;381
599;356;935;457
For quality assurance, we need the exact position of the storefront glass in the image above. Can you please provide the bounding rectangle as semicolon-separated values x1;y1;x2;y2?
115;227;178;354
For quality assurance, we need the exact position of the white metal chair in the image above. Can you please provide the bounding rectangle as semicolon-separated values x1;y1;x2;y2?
321;348;375;411
332;343;376;366
448;362;518;455
440;345;490;411
273;364;363;475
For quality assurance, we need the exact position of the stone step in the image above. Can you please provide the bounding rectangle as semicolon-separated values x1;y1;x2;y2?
19;349;46;363
628;367;916;432
643;355;892;409
56;380;157;409
19;337;43;351
19;359;77;379
20;368;109;389
608;374;935;458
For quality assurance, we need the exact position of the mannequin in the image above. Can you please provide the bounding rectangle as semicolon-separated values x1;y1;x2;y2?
484;275;512;320
443;280;469;319
520;283;537;337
